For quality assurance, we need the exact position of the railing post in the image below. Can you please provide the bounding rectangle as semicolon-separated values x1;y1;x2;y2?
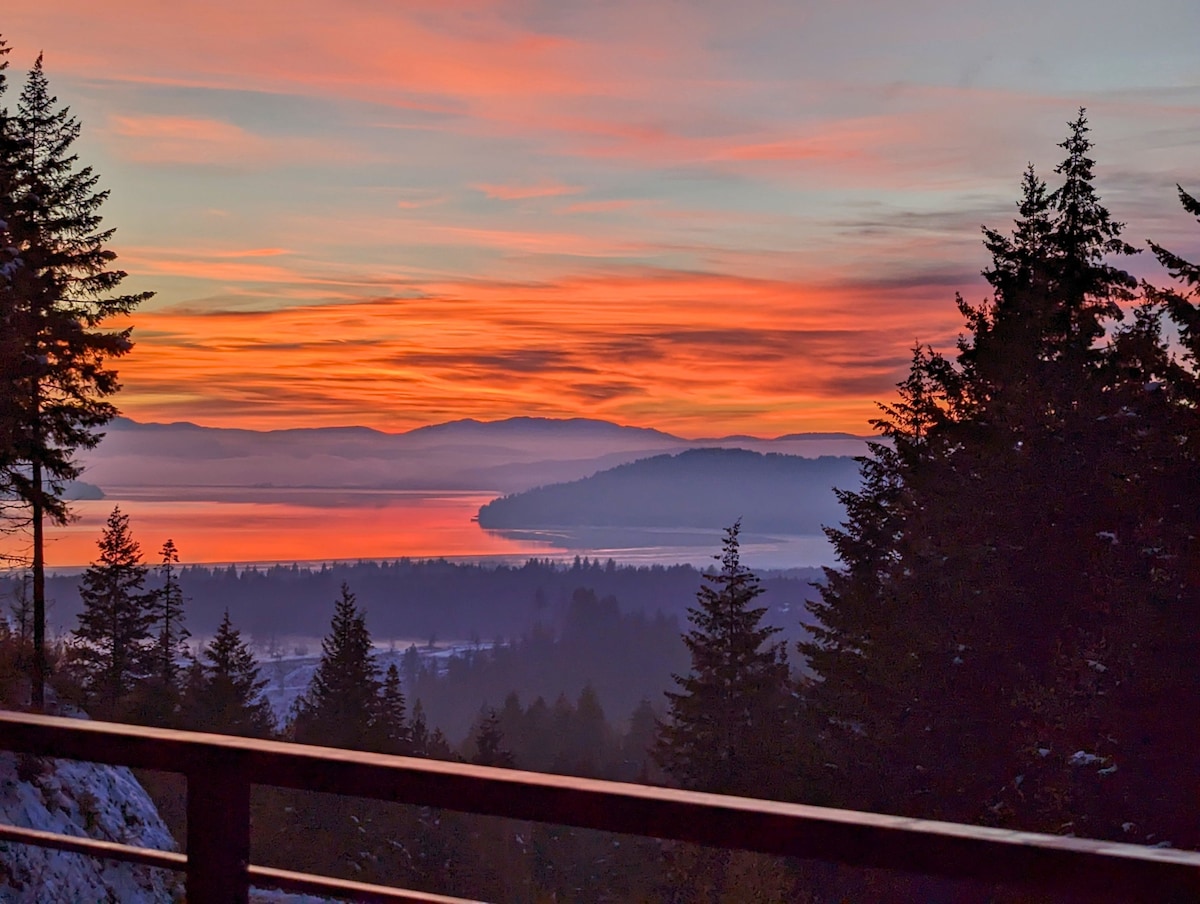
187;760;251;904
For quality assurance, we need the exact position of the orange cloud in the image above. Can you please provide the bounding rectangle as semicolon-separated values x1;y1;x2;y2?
7;0;1185;448
395;196;448;209
472;181;585;200
109;269;964;438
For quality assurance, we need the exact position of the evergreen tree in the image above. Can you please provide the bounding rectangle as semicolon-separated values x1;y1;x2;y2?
470;706;515;768
132;537;191;725
0;35;16;461
805;113;1198;844
71;507;155;715
7;573;33;669
291;582;381;750
0;36;31;556
623;699;660;781
654;521;792;798
1148;185;1200;373
409;699;431;755
371;661;410;754
0;50;151;708
570;684;609;776
151;539;189;689
182;609;274;737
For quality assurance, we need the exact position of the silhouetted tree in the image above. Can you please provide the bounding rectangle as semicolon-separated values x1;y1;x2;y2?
6;573;33;669
372;661;410;754
182;609;274;737
655;521;792;798
408;699;431;755
291;582;381;750
151;539;188;688
0;36;24;543
623;699;660;781
0;50;151;708
806;112;1200;846
72;507;155;715
470;706;515;768
1148;184;1200;377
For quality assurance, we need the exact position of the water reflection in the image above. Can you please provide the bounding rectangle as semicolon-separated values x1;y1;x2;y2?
8;486;833;570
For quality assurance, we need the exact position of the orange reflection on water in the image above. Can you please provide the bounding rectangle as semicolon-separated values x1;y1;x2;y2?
18;489;532;570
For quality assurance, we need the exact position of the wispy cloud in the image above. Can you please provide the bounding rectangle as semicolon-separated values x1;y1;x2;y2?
100;113;384;171
111;267;964;436
104;115;273;167
2;0;1195;435
472;181;585;200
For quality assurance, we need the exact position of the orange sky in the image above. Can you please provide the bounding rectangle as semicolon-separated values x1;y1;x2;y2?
3;1;1199;436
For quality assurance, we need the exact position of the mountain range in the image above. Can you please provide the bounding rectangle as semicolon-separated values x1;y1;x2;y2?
78;417;871;493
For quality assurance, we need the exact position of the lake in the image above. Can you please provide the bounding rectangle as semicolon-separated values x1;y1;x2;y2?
8;486;836;572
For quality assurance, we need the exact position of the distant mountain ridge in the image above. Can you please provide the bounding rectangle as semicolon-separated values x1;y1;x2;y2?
477;447;861;535
109;414;868;444
404;415;684;442
82;417;873;494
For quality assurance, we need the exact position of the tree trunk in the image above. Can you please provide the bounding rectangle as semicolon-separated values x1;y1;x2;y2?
31;458;45;710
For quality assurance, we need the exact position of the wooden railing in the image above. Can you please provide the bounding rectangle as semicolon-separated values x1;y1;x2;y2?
1;711;1198;903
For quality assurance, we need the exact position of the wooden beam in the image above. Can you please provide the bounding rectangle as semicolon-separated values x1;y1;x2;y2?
248;864;488;903
0;823;185;871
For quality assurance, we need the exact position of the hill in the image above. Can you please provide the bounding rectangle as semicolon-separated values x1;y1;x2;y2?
476;448;860;534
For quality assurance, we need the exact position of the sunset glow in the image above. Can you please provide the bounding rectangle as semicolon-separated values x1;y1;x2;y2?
3;1;1198;435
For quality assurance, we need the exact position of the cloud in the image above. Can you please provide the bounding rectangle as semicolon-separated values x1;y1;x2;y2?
6;0;1195;440
472;181;585;200
101;113;376;169
104;114;267;160
562;198;652;214
395;195;448;209
108;266;968;437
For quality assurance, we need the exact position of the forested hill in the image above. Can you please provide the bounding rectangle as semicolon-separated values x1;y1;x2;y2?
477;448;860;534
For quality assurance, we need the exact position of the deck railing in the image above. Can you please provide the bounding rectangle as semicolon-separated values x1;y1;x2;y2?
1;711;1198;903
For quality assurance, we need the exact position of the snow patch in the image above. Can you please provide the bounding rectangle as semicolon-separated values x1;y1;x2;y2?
0;748;180;903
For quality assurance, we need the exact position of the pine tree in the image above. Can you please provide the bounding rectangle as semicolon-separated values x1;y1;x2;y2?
0;36;29;554
1148;185;1200;371
7;573;32;668
622;699;659;781
804;113;1199;844
151;539;189;691
0;50;152;708
371;661;410;754
654;521;792;798
182;609;274;737
471;706;515;768
71;507;155;715
409;699;431;755
290;582;381;750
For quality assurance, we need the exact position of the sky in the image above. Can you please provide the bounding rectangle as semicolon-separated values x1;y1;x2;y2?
4;0;1200;438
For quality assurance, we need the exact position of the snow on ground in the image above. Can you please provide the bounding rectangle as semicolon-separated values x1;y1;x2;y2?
0;742;180;903
0;709;348;903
